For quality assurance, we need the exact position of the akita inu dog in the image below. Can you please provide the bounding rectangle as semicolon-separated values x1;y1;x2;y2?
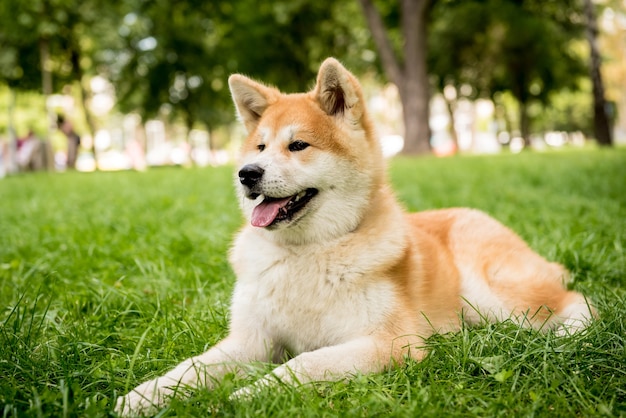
116;58;594;415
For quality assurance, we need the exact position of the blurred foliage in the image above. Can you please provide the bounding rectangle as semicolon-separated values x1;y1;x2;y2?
534;81;594;135
0;86;48;137
0;0;612;140
0;0;107;90
102;0;371;132
428;0;589;140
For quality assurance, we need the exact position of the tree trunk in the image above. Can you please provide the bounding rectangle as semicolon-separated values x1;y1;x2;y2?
78;80;97;146
184;114;194;166
519;101;530;148
39;0;56;138
401;0;431;154
493;94;513;140
584;0;613;146
203;122;215;151
357;0;404;88
39;37;56;137
70;47;99;163
6;88;18;174
358;0;431;154
442;94;459;150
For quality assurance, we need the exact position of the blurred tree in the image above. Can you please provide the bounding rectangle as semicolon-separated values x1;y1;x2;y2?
599;1;626;143
105;0;363;148
583;0;613;146
533;82;593;136
0;4;42;92
2;0;610;157
429;0;587;147
0;0;59;138
0;0;110;161
103;0;229;147
428;1;486;149
358;0;432;154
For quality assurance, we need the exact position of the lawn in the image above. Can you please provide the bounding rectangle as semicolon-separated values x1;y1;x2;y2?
1;148;625;417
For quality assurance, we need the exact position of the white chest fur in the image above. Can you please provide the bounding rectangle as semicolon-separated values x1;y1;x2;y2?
229;227;398;355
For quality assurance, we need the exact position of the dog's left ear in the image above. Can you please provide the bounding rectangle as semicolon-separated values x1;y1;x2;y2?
314;58;364;122
229;75;280;133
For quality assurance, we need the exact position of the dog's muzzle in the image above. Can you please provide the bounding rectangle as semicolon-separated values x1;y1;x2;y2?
239;164;264;189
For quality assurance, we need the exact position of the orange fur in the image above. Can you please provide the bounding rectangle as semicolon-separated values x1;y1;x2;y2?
115;58;595;416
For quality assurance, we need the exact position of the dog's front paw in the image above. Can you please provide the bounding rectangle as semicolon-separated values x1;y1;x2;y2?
229;374;282;401
114;379;172;417
115;392;158;417
229;384;257;401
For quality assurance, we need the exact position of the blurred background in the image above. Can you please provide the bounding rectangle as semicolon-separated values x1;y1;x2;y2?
0;0;624;174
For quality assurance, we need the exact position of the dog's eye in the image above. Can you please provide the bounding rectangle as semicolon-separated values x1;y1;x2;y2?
288;140;310;152
257;144;265;152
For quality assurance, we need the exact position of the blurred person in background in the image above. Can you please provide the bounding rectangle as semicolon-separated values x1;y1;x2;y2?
16;130;46;171
57;115;81;169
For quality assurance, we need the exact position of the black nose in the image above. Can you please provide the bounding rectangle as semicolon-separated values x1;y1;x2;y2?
238;164;265;188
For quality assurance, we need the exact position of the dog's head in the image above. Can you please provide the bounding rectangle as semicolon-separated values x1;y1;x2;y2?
229;58;384;245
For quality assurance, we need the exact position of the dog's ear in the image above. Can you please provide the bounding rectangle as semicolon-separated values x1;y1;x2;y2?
229;75;279;133
314;58;364;122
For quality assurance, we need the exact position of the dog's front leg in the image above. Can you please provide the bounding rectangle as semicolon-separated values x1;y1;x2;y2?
232;335;409;399
115;334;270;416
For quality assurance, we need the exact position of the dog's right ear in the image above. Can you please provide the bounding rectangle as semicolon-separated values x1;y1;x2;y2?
228;75;279;133
314;58;364;123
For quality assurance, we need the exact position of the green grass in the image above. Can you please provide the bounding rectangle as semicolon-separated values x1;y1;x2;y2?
1;148;625;417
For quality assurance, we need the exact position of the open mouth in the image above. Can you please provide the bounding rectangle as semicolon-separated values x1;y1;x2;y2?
251;188;318;228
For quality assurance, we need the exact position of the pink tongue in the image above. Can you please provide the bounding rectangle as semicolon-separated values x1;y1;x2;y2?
251;197;292;227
